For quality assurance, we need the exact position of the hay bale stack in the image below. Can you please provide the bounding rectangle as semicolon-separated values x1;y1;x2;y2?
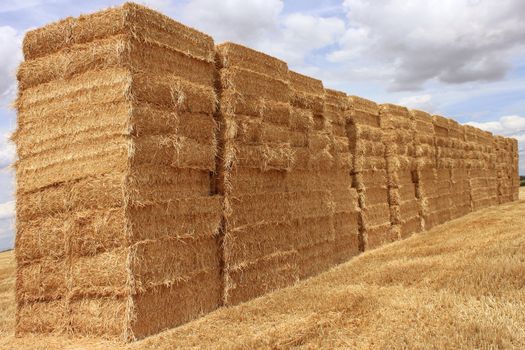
430;115;454;224
464;126;498;209
380;104;422;240
14;3;222;340
288;72;337;278
495;136;517;204
510;138;520;201
347;96;392;249
447;120;471;218
410;109;439;230
323;89;360;263
216;43;299;306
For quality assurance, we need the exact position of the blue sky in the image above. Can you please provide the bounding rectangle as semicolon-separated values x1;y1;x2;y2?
0;0;524;250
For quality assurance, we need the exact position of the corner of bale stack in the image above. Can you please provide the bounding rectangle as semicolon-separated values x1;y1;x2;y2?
15;3;222;341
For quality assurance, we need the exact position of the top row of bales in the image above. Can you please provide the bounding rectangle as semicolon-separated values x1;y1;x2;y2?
14;1;520;342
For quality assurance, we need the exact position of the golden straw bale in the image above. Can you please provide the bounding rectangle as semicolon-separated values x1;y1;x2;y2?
216;42;288;80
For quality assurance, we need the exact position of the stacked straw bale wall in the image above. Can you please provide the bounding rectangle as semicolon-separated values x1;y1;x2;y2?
347;97;391;249
215;43;299;306
15;3;222;340
380;104;423;239
464;126;498;209
14;2;520;341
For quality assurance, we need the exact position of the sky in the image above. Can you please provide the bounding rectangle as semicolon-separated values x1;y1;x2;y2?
0;0;524;250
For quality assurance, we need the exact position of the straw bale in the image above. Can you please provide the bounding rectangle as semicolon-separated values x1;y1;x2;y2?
400;216;423;238
288;191;334;220
289;71;324;95
224;221;294;265
16;299;68;335
224;251;299;306
229;193;291;226
361;187;389;207
290;130;309;147
298;241;337;278
133;135;215;171
220;67;290;104
308;148;334;170
69;296;127;339
235;117;289;144
365;224;398;249
131;270;221;339
290;107;314;132
399;200;420;218
22;16;76;60
70;248;128;297
380;104;411;130
271;218;330;262
348;95;380;115
130;237;219;291
18;35;129;90
216;42;288;81
16;68;131;114
16;258;67;303
16;137;130;193
128;38;214;85
16;172;125;220
24;3;214;62
20;33;214;90
362;203;391;227
133;107;210;139
235;143;294;171
128;165;212;202
333;210;360;234
289;72;324;113
132;73;216;113
228;168;287;194
15;103;131;159
331;188;359;213
128;196;222;241
17;207;126;263
410;109;434;134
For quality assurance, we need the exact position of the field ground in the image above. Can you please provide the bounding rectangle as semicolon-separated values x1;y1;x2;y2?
0;187;524;349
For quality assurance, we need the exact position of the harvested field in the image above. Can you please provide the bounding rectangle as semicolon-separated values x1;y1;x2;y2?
1;188;524;349
12;2;521;342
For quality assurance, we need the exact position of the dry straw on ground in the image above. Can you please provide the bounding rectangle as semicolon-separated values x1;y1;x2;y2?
13;1;520;343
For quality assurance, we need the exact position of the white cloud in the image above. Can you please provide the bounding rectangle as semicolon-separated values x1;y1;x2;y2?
258;13;345;66
0;26;23;107
0;201;14;220
329;0;525;91
0;217;14;251
0;132;15;169
464;115;525;135
182;0;283;44
398;94;433;112
181;0;344;67
136;0;176;14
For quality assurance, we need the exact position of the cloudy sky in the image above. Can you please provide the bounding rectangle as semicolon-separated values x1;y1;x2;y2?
0;0;524;250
